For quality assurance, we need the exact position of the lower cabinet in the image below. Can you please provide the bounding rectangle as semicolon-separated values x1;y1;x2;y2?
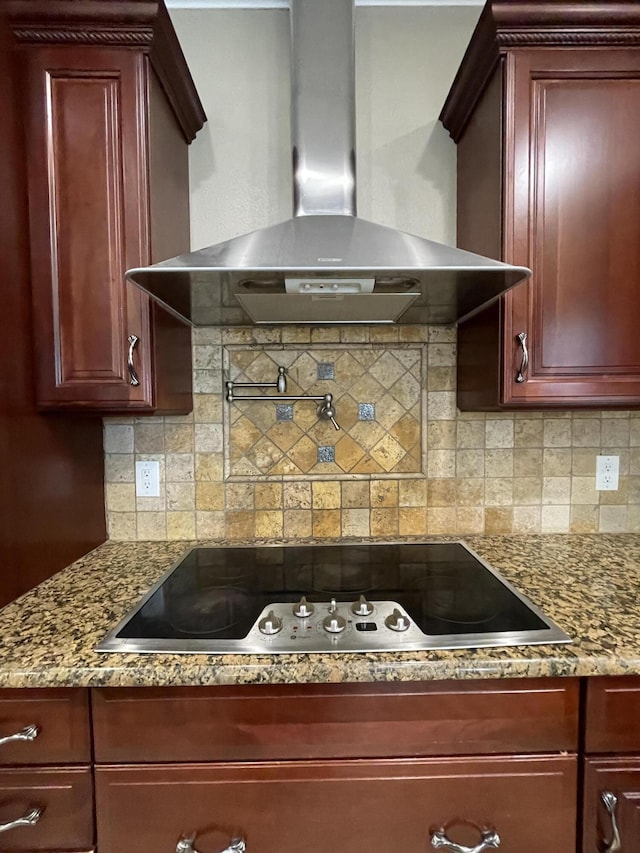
0;766;93;850
95;756;576;853
583;758;640;853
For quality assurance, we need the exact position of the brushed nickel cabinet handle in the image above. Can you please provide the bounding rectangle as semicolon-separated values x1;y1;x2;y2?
176;836;246;853
127;335;140;386
515;331;528;383
431;827;500;853
601;791;621;852
0;807;43;833
0;724;39;747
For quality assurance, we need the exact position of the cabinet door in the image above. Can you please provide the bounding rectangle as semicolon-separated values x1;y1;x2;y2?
0;767;93;850
502;49;640;406
24;46;156;410
583;758;640;853
96;756;576;853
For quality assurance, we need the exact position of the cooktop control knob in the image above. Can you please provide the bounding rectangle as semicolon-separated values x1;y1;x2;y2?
322;612;347;633
385;608;410;632
351;595;374;617
258;610;283;635
293;596;314;619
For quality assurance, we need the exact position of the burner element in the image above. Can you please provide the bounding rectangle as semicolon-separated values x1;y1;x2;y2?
293;596;315;619
351;595;374;617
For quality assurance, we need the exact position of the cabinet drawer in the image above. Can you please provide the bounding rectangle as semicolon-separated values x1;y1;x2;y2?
96;755;576;853
585;676;640;753
92;679;579;762
0;689;90;765
582;757;640;853
0;766;93;850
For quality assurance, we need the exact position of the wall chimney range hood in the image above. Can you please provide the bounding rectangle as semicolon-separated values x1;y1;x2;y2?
127;0;530;326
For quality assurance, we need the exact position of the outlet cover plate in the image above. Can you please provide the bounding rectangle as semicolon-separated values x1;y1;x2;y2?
136;460;161;497
595;455;619;491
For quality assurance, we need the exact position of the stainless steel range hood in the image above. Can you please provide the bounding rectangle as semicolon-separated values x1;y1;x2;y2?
127;0;530;326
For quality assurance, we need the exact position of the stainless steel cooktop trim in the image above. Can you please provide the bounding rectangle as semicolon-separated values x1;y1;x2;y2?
95;540;571;655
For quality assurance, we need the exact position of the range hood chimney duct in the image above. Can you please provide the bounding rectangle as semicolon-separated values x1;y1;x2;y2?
126;0;530;326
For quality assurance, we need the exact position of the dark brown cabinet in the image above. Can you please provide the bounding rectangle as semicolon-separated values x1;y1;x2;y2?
8;0;206;413
582;676;640;852
440;2;640;409
0;689;93;850
92;679;579;851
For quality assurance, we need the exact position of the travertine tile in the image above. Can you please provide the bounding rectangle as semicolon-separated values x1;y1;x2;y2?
255;511;283;538
427;506;457;534
196;482;225;511
456;420;485;449
513;477;542;506
601;418;631;448
134;423;165;453
513;449;543;478
485;449;514;478
255;482;283;509
484;478;513;507
370;480;399;508
427;421;457;449
570;505;598;533
543;420;572;448
104;424;134;454
399;479;427;507
541;505;570;533
542;477;571;505
484;507;513;534
196;511;225;539
370;508;399;536
226;483;255;510
543;448;572;476
106;484;136;513
137;512;167;541
312;482;341;509
104;454;135;483
512;506;541;534
194;453;222;482
166;512;196;540
455;478;484;506
225;511;256;539
107;512;137;540
455;507;484;534
342;509;370;537
341;481;370;508
166;483;195;512
399;507;427;536
427;480;456;506
284;482;312;510
456;449;485;479
284;509;312;538
571;418;601;447
485;420;514;449
599;506;628;533
312;509;341;537
514;419;543;448
165;425;193;453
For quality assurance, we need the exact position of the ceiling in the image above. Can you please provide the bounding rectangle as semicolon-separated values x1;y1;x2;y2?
166;1;482;8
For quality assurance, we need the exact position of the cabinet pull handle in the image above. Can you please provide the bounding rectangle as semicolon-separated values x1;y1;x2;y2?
0;724;39;747
176;836;246;853
127;335;140;386
431;827;500;853
601;791;621;852
515;331;528;383
0;807;42;833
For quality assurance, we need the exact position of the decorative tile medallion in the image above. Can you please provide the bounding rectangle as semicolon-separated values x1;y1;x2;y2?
224;346;425;480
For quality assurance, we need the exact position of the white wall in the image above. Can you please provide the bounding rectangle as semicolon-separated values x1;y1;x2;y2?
168;6;481;250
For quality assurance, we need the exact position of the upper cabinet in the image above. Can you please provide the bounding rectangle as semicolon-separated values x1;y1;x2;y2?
440;2;640;410
7;0;206;413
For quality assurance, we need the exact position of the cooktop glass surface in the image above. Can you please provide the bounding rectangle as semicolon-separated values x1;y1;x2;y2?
97;542;570;654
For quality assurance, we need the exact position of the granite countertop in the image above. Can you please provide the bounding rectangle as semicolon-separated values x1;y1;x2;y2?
1;534;639;688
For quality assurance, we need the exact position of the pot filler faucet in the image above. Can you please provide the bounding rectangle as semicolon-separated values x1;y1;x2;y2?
225;366;340;430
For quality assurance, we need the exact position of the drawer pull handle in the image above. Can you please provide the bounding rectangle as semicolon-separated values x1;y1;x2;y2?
177;836;246;853
515;331;528;383
0;724;39;747
431;827;500;853
127;334;140;386
0;807;43;833
601;791;621;852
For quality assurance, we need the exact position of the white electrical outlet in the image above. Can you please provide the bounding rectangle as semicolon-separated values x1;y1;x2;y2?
135;460;160;497
595;455;619;491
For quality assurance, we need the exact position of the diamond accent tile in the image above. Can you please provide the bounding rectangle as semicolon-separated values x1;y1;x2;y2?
276;404;293;421
317;446;336;463
317;363;334;380
359;403;375;421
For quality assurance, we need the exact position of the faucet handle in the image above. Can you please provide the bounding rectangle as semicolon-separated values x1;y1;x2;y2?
276;366;287;393
318;394;341;431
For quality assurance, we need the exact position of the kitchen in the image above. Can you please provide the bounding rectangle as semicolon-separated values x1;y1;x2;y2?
1;0;640;850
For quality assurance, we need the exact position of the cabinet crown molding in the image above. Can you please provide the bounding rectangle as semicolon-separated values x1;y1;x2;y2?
439;0;640;141
6;0;206;143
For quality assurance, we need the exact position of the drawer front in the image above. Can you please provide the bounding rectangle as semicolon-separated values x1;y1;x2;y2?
0;689;90;765
0;766;93;850
92;678;579;762
585;676;640;753
96;756;577;853
583;757;640;853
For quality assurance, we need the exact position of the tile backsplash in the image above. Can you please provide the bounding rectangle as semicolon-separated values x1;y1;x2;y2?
104;325;640;540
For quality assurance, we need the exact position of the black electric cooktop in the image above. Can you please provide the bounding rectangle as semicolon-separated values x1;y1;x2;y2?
96;542;571;654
